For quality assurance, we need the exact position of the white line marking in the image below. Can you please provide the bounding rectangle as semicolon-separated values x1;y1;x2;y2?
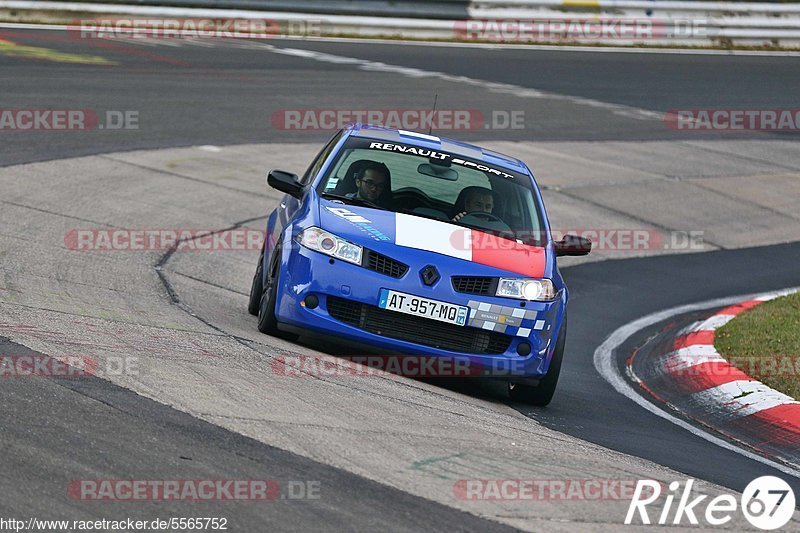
265;45;663;121
594;287;800;479
276;36;800;57
756;293;789;301
0;22;748;122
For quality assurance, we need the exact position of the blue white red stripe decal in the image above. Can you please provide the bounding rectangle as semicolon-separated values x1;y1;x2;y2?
394;213;546;277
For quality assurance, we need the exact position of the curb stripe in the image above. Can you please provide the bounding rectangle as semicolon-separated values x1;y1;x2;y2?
625;289;800;467
692;380;798;420
672;330;715;348
716;299;762;317
689;313;736;333
595;288;800;478
752;404;800;433
662;344;721;369
670;298;799;420
666;361;751;392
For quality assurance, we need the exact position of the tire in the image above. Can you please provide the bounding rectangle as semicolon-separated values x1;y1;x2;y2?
256;241;299;341
508;318;567;406
247;246;264;316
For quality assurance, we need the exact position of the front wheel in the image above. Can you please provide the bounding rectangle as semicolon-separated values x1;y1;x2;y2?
508;318;566;406
247;247;264;316
256;241;298;341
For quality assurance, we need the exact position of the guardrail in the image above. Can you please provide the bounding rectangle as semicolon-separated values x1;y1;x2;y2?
6;0;474;18
477;0;800;12
470;0;800;44
2;0;799;45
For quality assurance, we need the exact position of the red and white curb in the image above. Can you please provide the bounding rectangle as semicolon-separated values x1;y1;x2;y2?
595;288;800;479
659;295;800;435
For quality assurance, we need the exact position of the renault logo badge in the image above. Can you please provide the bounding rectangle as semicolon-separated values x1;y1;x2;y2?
420;265;440;286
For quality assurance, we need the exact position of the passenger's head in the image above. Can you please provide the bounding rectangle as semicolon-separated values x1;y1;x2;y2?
355;163;389;202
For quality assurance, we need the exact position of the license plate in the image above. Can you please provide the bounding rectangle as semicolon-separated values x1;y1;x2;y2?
378;289;469;326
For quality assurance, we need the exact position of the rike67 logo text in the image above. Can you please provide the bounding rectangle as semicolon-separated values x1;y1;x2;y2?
626;477;795;530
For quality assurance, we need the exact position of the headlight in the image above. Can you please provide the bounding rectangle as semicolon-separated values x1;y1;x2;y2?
496;278;557;301
297;227;362;265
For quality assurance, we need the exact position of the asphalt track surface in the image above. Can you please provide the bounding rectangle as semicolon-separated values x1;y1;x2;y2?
0;338;516;532
2;29;800;166
2;29;800;529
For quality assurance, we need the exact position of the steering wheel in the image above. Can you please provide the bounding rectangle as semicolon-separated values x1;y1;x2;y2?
461;211;505;224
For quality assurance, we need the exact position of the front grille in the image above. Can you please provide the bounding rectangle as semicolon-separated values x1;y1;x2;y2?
452;276;497;295
363;250;409;278
326;296;511;355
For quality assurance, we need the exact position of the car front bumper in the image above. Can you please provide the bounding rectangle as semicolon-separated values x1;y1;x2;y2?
274;243;566;379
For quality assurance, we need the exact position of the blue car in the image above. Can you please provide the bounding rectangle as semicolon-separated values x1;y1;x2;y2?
248;125;590;405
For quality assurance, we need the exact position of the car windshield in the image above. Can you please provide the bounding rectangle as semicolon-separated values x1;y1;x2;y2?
316;137;546;245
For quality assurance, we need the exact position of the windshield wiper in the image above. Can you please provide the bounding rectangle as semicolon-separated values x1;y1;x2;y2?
320;192;387;211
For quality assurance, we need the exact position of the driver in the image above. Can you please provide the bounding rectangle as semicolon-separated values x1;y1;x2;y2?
452;187;495;222
347;162;391;206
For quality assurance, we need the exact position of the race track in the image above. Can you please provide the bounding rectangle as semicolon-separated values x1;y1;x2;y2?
2;28;800;530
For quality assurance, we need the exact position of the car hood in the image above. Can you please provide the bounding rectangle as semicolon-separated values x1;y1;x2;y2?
318;201;547;278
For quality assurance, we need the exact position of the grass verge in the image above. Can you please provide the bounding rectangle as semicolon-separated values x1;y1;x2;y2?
716;292;800;400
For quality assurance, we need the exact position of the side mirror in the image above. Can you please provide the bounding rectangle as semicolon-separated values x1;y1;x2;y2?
555;234;592;257
267;170;304;198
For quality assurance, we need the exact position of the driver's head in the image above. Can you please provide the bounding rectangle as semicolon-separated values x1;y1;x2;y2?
355;163;389;202
463;187;494;214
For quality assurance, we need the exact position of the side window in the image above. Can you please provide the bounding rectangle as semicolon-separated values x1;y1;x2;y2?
300;130;344;185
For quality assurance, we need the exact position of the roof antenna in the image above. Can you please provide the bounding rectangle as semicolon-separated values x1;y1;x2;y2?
429;93;438;136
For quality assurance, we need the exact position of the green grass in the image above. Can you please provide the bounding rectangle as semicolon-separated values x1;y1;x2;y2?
716;292;800;400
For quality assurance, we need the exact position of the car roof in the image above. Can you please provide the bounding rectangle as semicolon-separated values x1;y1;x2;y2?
345;124;531;176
